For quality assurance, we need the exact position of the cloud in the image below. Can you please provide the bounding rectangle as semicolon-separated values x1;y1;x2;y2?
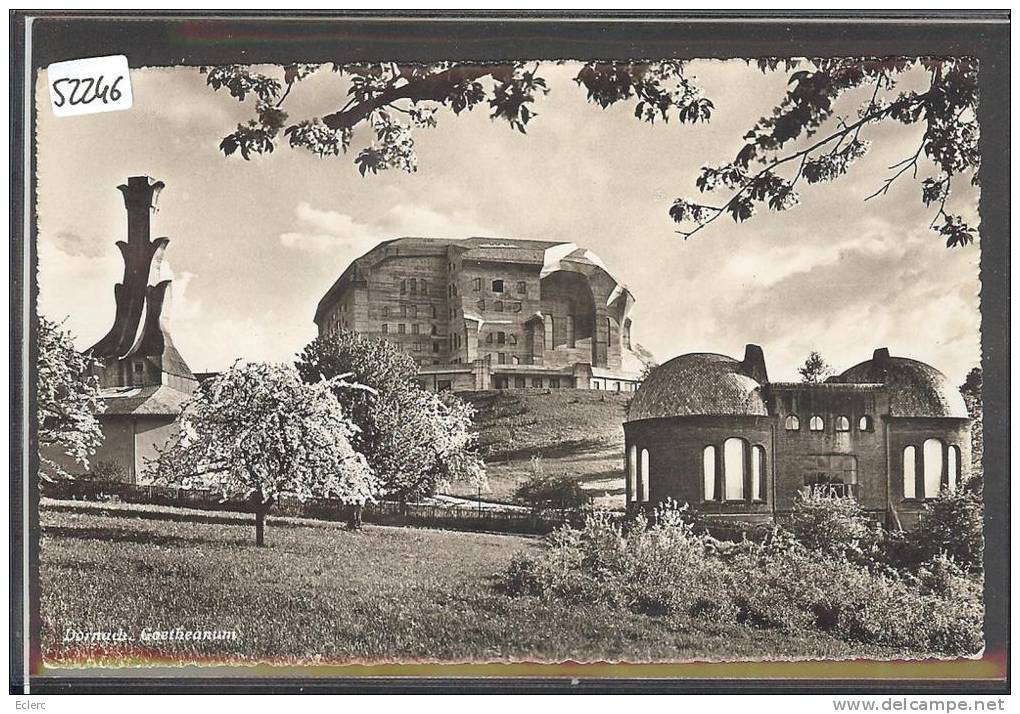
49;229;109;258
279;200;498;260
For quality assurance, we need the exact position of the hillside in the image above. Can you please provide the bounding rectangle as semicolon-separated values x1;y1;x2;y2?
445;389;631;507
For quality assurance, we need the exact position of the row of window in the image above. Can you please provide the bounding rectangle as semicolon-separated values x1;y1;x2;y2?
399;278;428;296
784;414;873;432
477;299;523;314
474;278;528;295
485;331;518;346
380;323;440;337
702;440;766;502
903;440;962;499
382;304;439;320
494;376;566;389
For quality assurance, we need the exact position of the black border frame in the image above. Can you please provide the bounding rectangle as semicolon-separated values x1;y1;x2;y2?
9;10;1010;695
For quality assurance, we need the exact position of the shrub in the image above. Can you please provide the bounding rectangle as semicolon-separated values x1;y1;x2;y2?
514;457;590;513
500;502;984;656
786;491;880;560
911;488;984;571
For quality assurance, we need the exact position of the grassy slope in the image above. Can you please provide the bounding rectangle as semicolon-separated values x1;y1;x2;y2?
40;505;911;666
447;390;630;506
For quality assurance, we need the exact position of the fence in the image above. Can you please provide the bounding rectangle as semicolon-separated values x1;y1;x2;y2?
41;479;582;536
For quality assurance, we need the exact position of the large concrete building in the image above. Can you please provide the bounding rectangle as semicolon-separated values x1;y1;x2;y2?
60;176;197;483
623;345;971;528
314;237;648;391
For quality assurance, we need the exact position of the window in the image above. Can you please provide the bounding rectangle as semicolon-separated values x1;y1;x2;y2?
903;445;917;499
751;445;765;501
421;280;427;296
430;325;437;336
723;437;745;501
431;305;437;319
134;360;144;375
381;324;388;334
413;342;421;352
492;279;504;293
400;305;407;318
516;281;527;294
508;334;518;346
400;279;407;294
702;445;717;501
835;415;850;432
809;415;824;431
606;317;613;346
410;305;418;318
498;352;507;365
409;278;417;294
923;438;943;498
485;333;493;345
382;306;389;318
628;445;638;503
532;378;543;388
639;448;650;502
497;331;506;345
549;378;560;388
511;356;520;365
785;415;800;431
398;324;406;334
495;300;504;312
859;415;873;432
473;277;481;292
512;302;522;313
514;376;526;388
543;315;554;350
948;445;961;490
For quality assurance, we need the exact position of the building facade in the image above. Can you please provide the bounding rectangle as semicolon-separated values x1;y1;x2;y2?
314;237;648;391
623;345;971;528
51;176;197;483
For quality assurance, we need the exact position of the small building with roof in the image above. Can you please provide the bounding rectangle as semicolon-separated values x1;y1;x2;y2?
51;176;197;483
623;345;971;528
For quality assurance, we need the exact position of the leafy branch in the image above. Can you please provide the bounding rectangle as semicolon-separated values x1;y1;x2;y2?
670;57;979;247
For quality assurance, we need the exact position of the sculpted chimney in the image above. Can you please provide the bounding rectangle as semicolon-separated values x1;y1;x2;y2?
741;343;769;385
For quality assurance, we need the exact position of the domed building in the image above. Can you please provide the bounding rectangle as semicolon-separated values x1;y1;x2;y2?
623;345;972;528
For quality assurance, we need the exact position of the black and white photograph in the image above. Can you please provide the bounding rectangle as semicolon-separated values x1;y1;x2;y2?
10;11;1010;695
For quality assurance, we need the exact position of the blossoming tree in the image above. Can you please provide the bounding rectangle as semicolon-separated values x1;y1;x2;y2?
152;362;376;545
37;316;105;482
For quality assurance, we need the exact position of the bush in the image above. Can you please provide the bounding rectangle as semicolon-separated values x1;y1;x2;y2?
500;501;984;656
786;491;880;560
514;457;590;513
911;488;984;571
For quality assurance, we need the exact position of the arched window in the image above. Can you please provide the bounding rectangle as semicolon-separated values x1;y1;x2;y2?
627;445;638;503
923;438;944;498
639;448;650;502
858;415;873;432
723;437;745;501
948;445;961;490
903;445;917;499
809;415;824;431
702;445;717;501
835;416;850;432
784;415;800;431
751;445;765;501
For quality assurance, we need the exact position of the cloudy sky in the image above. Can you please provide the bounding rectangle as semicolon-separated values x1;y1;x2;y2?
36;61;980;383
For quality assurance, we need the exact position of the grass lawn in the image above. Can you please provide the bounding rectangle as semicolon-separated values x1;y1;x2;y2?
41;502;915;666
448;389;630;506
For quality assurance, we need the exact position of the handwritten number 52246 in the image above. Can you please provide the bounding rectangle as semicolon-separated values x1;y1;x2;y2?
51;75;125;108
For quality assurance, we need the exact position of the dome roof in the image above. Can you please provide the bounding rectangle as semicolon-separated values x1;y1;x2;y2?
836;350;969;418
629;352;767;421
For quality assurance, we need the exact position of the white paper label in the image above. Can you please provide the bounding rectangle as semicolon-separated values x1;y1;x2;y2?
46;55;133;117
